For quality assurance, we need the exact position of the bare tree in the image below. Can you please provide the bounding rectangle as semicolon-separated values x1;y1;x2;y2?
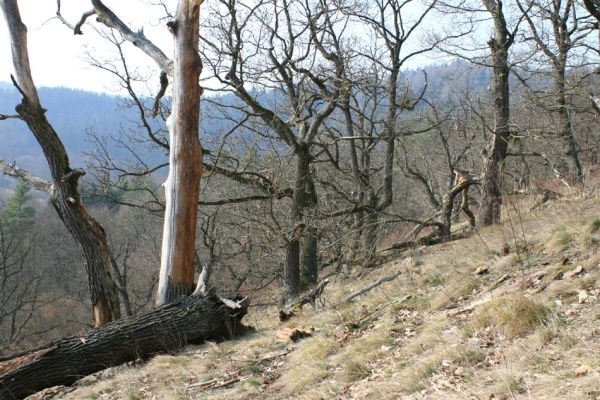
0;0;120;326
202;0;342;298
0;217;43;352
327;0;438;264
57;0;207;306
155;0;205;305
478;0;520;225
515;0;589;182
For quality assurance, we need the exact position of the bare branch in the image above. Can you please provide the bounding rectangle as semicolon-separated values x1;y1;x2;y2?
0;159;52;193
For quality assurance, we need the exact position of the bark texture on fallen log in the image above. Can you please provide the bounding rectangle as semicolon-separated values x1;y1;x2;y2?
0;294;248;400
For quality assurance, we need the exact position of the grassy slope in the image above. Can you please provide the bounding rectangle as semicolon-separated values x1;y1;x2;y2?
31;186;600;400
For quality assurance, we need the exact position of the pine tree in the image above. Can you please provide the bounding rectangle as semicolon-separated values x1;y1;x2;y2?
1;182;36;229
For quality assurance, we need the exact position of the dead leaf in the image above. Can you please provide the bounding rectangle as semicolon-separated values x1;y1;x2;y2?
578;290;589;304
276;327;314;343
475;266;490;275
575;364;590;376
278;310;295;322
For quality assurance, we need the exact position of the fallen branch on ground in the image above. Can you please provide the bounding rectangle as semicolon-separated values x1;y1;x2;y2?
337;270;402;306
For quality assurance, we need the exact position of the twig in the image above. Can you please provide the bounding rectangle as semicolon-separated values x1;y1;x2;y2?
0;114;21;120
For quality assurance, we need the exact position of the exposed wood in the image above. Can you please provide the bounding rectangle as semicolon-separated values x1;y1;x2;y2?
446;270;544;317
383;230;470;253
192;264;212;297
0;159;52;193
0;0;119;326
337;271;402;305
439;171;480;236
0;294;248;400
89;0;173;75
156;0;205;306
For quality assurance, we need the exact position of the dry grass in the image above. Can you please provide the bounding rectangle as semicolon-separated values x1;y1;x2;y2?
48;186;600;400
469;295;551;339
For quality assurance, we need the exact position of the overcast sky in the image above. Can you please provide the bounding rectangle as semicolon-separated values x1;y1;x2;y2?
0;0;175;94
0;0;449;95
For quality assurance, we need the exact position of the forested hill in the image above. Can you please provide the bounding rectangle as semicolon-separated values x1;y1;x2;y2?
0;60;490;189
0;85;132;187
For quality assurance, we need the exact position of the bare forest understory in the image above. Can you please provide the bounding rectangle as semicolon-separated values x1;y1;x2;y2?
9;179;599;400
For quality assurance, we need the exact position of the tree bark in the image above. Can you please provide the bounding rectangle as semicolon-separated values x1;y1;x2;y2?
283;146;309;298
440;173;479;236
555;68;583;182
0;0;119;326
283;144;319;297
156;0;205;306
300;159;318;289
0;294;248;400
479;0;513;226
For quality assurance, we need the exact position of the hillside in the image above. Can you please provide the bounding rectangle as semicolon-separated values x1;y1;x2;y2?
24;181;600;400
0;58;491;189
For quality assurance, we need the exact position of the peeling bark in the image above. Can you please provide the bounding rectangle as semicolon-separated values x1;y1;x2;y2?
156;0;205;306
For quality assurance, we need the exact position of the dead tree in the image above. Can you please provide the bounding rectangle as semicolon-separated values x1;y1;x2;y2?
516;0;585;182
61;0;207;306
156;0;205;305
0;293;248;400
0;0;120;326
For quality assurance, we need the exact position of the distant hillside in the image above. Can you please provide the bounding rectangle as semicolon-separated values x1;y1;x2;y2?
0;85;142;187
0;60;492;189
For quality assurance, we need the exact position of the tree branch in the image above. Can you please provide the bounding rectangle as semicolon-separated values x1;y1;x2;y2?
89;0;173;75
0;159;52;193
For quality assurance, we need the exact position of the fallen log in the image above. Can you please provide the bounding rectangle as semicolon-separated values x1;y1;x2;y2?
0;294;248;400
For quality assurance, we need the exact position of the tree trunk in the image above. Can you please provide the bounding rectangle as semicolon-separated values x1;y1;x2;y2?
283;145;316;297
479;1;512;226
0;0;119;326
363;207;378;266
157;0;205;306
555;70;583;182
440;173;479;236
0;294;248;400
301;224;318;289
300;159;318;289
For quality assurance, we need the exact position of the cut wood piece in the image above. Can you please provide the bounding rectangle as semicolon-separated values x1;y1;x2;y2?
0;294;248;400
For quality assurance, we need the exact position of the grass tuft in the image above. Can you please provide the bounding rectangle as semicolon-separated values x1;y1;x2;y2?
590;217;600;233
342;359;371;382
470;295;551;339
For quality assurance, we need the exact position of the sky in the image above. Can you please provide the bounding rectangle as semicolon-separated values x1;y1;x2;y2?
0;0;455;95
0;0;175;94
